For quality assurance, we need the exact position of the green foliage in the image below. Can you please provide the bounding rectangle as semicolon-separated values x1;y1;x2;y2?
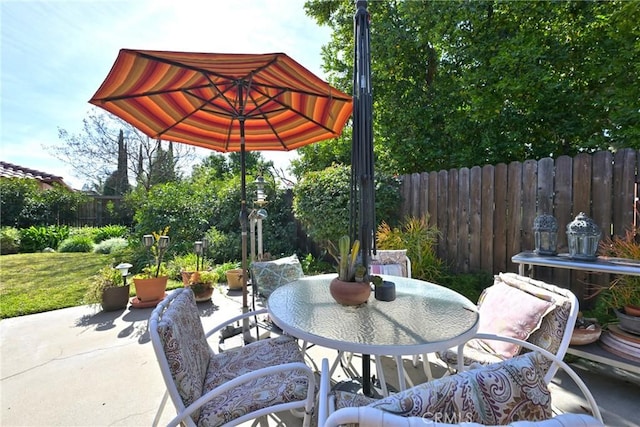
0;179;87;227
376;216;444;282
293;164;401;244
93;237;128;254
19;225;70;253
303;0;640;174
58;236;94;253
0;227;21;255
93;225;128;243
84;265;125;304
438;272;494;303
204;226;241;263
327;235;360;281
167;252;213;281
299;253;333;276
0;178;38;227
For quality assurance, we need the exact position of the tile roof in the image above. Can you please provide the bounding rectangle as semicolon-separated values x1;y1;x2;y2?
0;161;71;189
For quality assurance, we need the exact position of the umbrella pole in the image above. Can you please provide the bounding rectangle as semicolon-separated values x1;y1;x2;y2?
239;119;252;341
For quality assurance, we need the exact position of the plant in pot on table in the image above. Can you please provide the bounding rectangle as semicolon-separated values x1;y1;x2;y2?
589;227;640;335
132;231;170;307
85;263;132;311
327;235;370;306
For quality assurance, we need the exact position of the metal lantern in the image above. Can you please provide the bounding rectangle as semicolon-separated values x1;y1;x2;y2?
566;212;601;261
533;214;558;256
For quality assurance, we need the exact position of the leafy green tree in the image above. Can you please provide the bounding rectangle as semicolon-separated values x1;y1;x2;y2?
303;0;640;174
293;164;401;245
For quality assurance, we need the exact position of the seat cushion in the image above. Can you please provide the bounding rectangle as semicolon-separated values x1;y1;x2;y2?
250;254;304;298
335;352;552;425
198;335;309;426
477;280;555;358
156;290;212;419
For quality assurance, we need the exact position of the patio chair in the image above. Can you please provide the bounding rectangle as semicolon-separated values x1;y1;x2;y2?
317;337;604;427
421;272;578;384
149;288;316;427
369;249;412;278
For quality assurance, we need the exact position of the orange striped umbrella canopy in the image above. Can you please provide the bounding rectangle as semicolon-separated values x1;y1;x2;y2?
89;49;353;152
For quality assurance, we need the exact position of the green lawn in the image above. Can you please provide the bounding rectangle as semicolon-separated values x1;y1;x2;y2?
0;252;183;318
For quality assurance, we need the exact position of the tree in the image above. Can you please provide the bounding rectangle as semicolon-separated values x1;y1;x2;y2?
302;0;640;174
54;108;195;193
103;130;130;196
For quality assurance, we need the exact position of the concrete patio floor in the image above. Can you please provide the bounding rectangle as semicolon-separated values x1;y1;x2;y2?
1;286;639;427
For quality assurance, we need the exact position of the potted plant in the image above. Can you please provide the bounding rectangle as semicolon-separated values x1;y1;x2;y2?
327;235;370;306
187;270;218;302
132;231;170;305
169;253;213;285
85;265;130;311
598;228;640;315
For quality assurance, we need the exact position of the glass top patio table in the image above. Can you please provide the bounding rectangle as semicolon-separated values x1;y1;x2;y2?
267;274;479;356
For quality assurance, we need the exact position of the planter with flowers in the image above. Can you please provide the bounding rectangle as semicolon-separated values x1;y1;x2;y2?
186;270;219;302
132;232;170;308
327;235;370;306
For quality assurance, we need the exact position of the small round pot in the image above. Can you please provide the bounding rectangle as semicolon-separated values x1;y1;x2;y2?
374;280;396;302
329;278;370;306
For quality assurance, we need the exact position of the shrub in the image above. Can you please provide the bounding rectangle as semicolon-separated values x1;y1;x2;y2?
93;225;129;243
93;237;128;254
20;225;69;253
438;271;494;303
58;236;94;253
0;227;21;254
376;215;444;282
293;164;401;245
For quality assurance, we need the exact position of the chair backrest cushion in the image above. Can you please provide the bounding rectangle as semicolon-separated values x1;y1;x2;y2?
250;254;304;298
370;249;409;277
477;276;556;358
497;273;573;357
156;289;211;415
364;352;552;425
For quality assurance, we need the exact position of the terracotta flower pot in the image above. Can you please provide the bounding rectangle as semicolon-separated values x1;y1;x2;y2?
188;284;214;302
329;278;370;306
181;271;195;285
624;304;640;317
133;276;168;302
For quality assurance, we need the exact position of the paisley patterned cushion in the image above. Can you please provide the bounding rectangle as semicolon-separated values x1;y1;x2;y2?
336;352;552;425
156;290;212;420
250;254;304;298
198;335;309;426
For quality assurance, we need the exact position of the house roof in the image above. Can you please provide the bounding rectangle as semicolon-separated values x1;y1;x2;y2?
0;161;72;190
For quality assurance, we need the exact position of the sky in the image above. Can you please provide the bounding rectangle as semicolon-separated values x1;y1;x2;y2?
0;0;332;189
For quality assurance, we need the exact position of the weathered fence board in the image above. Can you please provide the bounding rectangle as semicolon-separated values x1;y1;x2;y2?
399;149;639;302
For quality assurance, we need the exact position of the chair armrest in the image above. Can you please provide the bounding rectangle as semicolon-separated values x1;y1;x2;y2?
461;333;603;423
167;361;315;427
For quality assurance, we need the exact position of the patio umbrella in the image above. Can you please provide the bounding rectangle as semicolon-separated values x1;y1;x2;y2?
89;49;353;317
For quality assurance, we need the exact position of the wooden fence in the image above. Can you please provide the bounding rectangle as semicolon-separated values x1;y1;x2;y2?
399;148;639;303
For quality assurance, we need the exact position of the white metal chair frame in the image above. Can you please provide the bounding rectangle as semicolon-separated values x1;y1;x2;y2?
418;273;579;386
150;289;316;427
318;335;604;427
